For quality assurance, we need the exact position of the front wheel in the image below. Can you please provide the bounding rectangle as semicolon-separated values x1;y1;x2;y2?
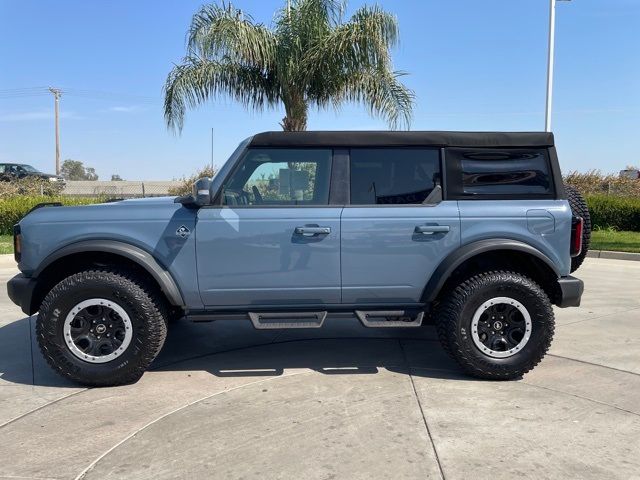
436;271;554;380
36;269;168;387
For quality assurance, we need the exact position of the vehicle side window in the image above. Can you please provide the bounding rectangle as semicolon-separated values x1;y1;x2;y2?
349;148;441;205
446;148;553;198
222;148;332;206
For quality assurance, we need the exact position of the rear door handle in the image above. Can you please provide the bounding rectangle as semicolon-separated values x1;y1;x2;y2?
414;225;450;234
295;226;331;236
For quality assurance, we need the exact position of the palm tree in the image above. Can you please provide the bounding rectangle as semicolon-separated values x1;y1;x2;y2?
164;0;414;132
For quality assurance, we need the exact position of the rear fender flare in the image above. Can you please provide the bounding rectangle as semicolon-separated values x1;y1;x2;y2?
422;239;559;302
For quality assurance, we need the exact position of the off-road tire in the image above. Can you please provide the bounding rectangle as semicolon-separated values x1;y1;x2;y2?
565;184;591;272
36;269;167;387
435;271;554;380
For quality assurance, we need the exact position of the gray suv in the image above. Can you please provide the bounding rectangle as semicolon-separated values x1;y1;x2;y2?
7;131;589;386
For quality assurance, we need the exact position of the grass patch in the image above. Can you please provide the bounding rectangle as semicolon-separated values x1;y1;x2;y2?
0;235;12;255
591;230;640;253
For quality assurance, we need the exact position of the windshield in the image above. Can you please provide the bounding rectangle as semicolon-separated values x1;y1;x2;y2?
19;164;40;173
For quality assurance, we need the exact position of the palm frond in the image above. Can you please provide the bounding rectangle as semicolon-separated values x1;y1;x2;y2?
188;3;276;69
164;57;277;131
336;69;414;130
303;5;399;77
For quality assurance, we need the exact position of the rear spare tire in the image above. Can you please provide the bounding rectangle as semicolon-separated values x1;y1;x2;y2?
565;185;591;272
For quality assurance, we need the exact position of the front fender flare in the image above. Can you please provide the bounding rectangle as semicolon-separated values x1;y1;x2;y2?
34;240;185;307
422;239;560;303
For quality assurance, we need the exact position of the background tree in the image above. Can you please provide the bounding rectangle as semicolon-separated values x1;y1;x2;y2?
164;0;414;132
60;160;99;181
111;174;124;181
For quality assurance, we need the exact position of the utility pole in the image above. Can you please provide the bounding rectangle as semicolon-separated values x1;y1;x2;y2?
48;87;62;174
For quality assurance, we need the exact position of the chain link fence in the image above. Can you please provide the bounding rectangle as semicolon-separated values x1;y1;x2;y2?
1;178;184;199
60;181;182;198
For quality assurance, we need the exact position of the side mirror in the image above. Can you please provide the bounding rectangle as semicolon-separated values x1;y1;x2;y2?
175;177;212;208
192;177;212;205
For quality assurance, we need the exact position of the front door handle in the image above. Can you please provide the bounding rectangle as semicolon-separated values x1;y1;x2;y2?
414;225;450;234
295;226;331;236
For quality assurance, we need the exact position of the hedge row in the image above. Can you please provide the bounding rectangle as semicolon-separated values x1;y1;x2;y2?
0;178;65;198
586;195;640;232
564;170;640;197
0;196;102;235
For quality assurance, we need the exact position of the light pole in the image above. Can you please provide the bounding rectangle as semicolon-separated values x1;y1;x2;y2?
211;127;219;175
545;0;570;133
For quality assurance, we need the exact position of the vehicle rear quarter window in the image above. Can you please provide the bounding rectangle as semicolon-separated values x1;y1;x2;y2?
349;148;441;205
446;148;554;199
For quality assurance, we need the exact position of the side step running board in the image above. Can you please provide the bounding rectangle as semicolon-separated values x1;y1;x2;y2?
355;310;424;328
248;311;327;329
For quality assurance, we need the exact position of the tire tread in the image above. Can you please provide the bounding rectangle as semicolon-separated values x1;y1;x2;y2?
36;268;167;387
435;270;555;380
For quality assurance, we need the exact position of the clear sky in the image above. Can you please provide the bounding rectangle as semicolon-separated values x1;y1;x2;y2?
0;0;638;180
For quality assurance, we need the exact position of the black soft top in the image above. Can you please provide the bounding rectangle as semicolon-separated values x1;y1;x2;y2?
249;131;554;149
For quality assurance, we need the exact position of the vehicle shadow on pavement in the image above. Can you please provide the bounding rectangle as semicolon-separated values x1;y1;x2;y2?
0;316;474;388
0;317;79;388
153;319;471;382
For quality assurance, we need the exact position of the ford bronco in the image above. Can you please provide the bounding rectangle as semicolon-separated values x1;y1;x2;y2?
7;131;589;386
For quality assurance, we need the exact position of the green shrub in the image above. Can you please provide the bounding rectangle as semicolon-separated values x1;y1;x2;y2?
586;195;640;232
169;165;217;196
0;177;65;198
564;170;640;197
0;196;103;235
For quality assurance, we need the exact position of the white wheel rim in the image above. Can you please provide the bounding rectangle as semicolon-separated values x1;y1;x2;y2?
63;298;133;363
470;296;532;358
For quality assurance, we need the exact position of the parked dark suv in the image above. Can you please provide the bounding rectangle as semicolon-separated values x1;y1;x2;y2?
0;163;64;183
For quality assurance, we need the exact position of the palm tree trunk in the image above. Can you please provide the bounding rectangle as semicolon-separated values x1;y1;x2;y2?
280;97;308;131
281;115;307;131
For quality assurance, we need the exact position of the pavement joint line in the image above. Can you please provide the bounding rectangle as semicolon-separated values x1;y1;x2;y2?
398;339;446;480
72;370;312;480
547;354;640;378
0;389;88;430
521;380;640;417
0;336;437;430
556;306;640;328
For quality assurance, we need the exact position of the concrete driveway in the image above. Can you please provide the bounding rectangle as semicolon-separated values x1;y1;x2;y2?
0;255;639;480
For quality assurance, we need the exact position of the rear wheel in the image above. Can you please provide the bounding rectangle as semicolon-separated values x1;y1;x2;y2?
436;271;554;380
565;184;591;272
36;269;167;386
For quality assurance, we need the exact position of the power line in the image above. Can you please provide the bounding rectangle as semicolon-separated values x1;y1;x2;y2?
0;86;159;104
